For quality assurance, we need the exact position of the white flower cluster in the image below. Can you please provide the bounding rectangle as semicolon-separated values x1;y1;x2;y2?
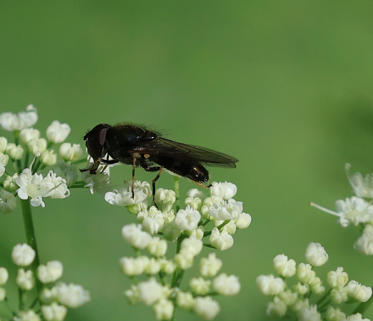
0;105;91;213
108;181;250;320
0;243;90;321
312;164;373;255
257;242;372;321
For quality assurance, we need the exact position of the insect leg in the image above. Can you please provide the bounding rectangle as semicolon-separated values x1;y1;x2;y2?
152;167;163;204
131;157;137;199
192;180;211;189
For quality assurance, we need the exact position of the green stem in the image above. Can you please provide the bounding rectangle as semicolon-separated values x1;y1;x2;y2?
20;199;41;295
354;293;373;314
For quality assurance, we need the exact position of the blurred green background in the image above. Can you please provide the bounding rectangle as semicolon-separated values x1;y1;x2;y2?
1;1;373;320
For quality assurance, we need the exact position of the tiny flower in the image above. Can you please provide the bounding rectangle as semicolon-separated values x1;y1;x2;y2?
12;243;35;266
46;120;71;143
16;169;46;207
297;305;321;321
28;138;47;156
37;261;63;283
346;280;372;302
144;258;161;275
180;237;203;257
176;291;195;310
305;242;328;266
174;206;201;231
124;285;140;304
19;128;40;144
331;288;348;304
266;297;287;317
209;228;234;251
41;150;57;166
194;296;220;320
120;256;149;276
154;188;176;212
0;153;9;177
213;273;240;295
153;298;174;321
310;276;325;295
174;251;194;270
3;173;18;192
141;206;165;235
336;197;373;226
346;164;373;199
105;181;151;206
6;143;24;160
256;275;286;296
0;105;37;131
54;283;90;308
17;310;41;321
278;290;298;305
210;182;237;200
354;224;373;255
297;263;316;284
294;282;309;295
42;302;67;321
137;278;164;305
122;224;152;249
147;237;167;257
208;199;243;220
0;267;8;285
43;171;70;199
200;253;222;278
235;212;252;229
327;267;348;289
0;287;6;301
345;313;370;321
325;306;346;321
190;277;211;295
0;137;7;153
59;143;84;162
16;269;35;290
0;189;17;213
273;254;296;278
160;260;176;274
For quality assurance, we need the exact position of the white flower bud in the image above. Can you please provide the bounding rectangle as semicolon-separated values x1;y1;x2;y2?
122;224;152;249
235;212;252;229
0;189;17;213
221;220;236;234
331;288;348;304
3;173;18;192
37;261;63;283
154;188;176;212
294;282;309;295
6;143;24;160
141;206;164;235
144;258;161;275
19;128;40;144
305;242;328;266
346;280;372;302
120;256;149;276
0;268;8;285
190;277;211;295
12;244;35;266
54;283;90;308
40;287;58;304
325;306;346;321
174;207;201;231
194;296;220;320
310;276;325;295
0;287;6;301
292;298;310;312
138;278;164;305
17;310;41;321
59;143;84;162
297;305;321;321
153;298;174;321
213;273;240;295
266;297;287;317
210;182;237;200
188;227;204;240
124;285;140;305
0;105;37;131
180;237;202;257
41;150;57;166
345;313;370;321
210;228;234;251
42;302;67;321
327;267;348;288
273;254;296;278
256;275;285;296
176;291;195;310
354;224;373;255
28;138;47;156
278;290;298;305
174;252;194;270
297;263;316;284
185;196;202;210
16;269;35;290
200;253;222;278
46;121;71;143
208;199;243;220
160;260;176;274
147;237;167;257
0;137;7;153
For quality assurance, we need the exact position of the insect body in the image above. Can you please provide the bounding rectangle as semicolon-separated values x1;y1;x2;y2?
81;123;238;200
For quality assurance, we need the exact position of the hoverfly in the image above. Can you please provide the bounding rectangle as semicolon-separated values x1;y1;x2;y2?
81;123;238;201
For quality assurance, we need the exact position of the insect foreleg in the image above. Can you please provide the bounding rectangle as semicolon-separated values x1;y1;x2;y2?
152;168;163;206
